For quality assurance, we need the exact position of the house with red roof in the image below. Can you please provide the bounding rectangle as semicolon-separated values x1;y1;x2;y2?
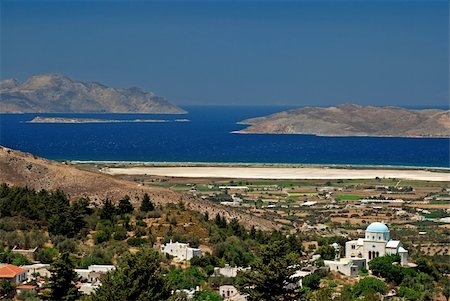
0;264;27;284
16;284;38;295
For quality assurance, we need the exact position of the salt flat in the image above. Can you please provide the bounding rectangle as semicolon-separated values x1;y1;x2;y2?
102;166;450;181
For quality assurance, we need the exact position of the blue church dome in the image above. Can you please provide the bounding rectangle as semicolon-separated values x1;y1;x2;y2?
366;222;389;233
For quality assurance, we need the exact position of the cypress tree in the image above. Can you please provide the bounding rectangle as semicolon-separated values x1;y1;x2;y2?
49;252;81;301
140;193;154;212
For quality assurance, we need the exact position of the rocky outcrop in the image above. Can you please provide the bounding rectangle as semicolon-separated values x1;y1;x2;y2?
0;73;186;114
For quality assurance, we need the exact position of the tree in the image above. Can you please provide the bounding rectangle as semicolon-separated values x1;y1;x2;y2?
117;195;134;215
49;252;81;301
193;289;223;301
100;198;116;221
89;248;171;301
235;240;301;301
302;272;322;290
368;254;405;285
167;266;208;290
353;277;388;297
140;193;154;212
316;245;336;260
441;277;450;301
0;278;15;298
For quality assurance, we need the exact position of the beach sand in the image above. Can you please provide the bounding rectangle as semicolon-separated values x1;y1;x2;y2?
102;166;450;181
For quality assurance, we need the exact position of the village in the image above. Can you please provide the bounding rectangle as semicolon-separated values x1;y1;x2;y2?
1;174;449;300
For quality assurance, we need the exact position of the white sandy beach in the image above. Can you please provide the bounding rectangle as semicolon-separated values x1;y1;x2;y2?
102;166;450;181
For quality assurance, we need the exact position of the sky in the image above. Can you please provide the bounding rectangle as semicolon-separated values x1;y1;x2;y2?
1;0;449;107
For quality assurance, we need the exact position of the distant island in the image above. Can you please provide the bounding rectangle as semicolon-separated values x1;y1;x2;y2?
235;104;450;138
0;73;186;114
27;117;191;123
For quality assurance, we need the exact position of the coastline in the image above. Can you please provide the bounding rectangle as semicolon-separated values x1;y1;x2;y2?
98;166;450;181
69;160;450;171
231;130;450;139
68;160;450;181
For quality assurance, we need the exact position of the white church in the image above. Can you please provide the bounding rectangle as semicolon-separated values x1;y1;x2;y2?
325;222;408;276
346;222;408;265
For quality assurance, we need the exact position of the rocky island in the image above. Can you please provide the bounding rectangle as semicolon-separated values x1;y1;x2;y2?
235;104;450;138
27;117;190;123
0;73;186;114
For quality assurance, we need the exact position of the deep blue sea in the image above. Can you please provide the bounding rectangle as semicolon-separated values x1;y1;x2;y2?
0;106;449;167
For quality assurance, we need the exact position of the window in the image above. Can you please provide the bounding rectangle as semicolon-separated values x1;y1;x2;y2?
351;245;355;249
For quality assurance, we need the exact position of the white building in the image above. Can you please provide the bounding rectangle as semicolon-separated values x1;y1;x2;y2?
324;258;366;277
160;240;202;261
219;285;247;301
23;263;51;279
345;222;408;266
75;265;115;284
213;264;250;277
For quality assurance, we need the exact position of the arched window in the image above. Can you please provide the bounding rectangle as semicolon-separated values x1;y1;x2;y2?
376;251;379;257
369;251;372;260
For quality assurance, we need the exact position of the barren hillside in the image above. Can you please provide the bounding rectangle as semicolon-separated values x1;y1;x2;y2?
0;146;277;230
0;73;186;113
236;104;450;137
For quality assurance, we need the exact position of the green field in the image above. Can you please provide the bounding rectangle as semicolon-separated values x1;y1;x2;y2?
335;195;363;201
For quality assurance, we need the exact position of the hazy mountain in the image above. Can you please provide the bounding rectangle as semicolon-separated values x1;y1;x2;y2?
0;74;186;113
236;104;450;137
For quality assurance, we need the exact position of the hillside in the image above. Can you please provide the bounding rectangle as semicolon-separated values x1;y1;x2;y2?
236;104;450;137
0;73;186;113
0;146;277;230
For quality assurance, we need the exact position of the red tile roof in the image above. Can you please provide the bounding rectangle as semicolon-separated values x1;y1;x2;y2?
16;285;37;290
0;264;26;278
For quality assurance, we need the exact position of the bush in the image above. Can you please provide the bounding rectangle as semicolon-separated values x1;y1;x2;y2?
34;248;58;264
353;277;388;297
136;219;147;227
94;230;110;244
302;272;322;290
127;237;146;247
134;227;147;238
113;229;127;241
193;289;223;301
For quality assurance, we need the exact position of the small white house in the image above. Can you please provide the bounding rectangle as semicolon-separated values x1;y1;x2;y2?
324;258;366;277
75;265;115;284
219;285;247;300
213;264;250;277
160;240;202;261
23;263;51;279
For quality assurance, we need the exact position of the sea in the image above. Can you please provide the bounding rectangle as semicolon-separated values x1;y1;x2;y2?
0;106;449;168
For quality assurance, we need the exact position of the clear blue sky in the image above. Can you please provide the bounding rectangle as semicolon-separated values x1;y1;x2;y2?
1;0;448;107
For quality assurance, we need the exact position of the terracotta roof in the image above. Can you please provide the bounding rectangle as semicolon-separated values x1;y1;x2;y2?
16;285;37;290
0;264;26;278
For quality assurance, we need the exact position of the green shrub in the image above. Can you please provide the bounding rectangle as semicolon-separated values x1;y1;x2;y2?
94;230;110;244
113;229;127;241
34;248;58;264
127;237;146;247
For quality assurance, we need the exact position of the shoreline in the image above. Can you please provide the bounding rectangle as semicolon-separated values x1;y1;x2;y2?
99;166;450;181
231;130;450;139
73;161;450;181
69;160;450;172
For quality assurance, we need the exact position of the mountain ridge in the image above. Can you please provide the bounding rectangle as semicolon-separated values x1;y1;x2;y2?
0;73;186;114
